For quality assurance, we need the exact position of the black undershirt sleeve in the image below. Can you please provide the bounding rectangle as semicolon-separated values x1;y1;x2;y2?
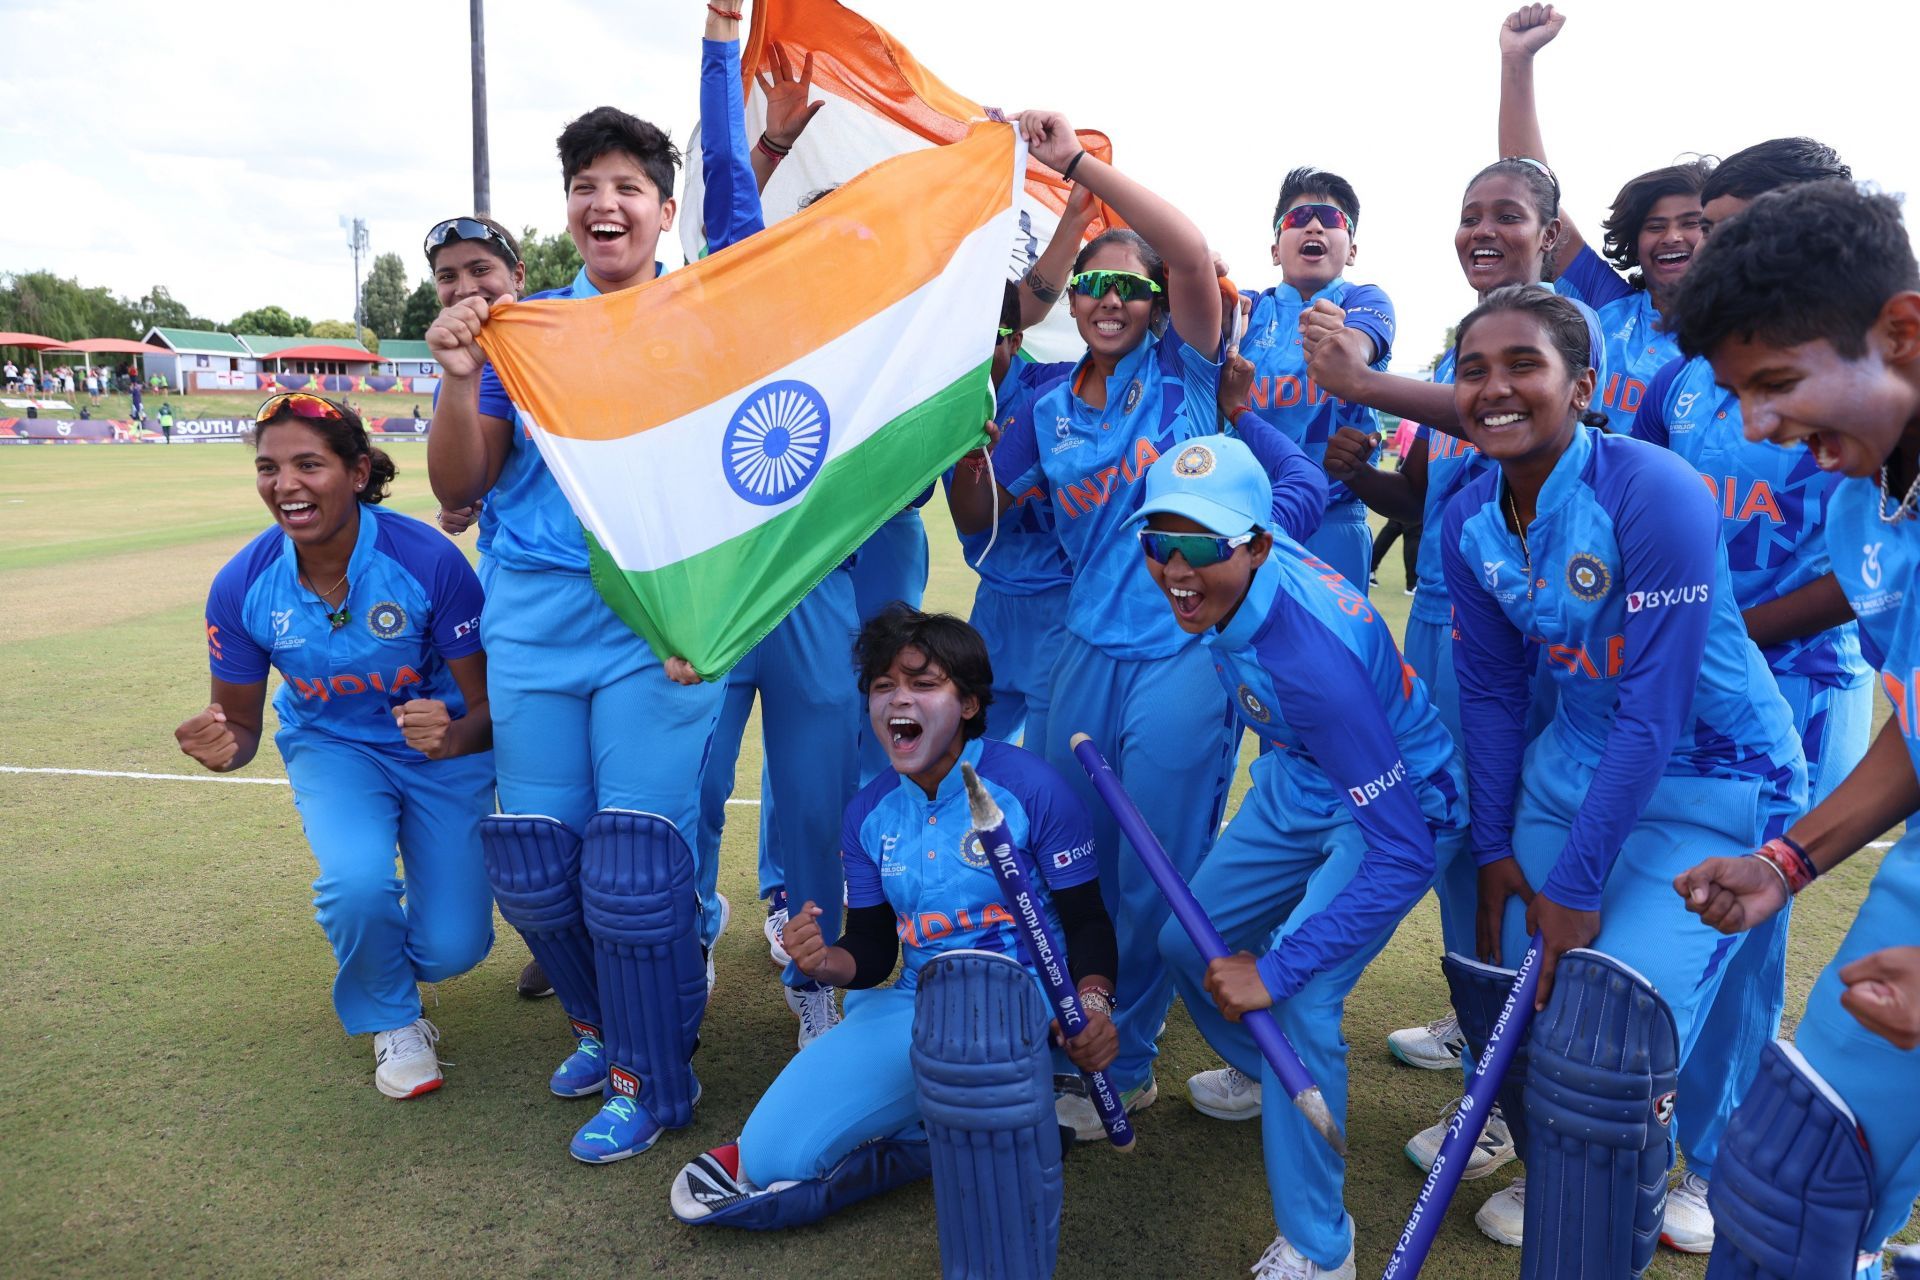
1052;878;1118;991
838;901;901;989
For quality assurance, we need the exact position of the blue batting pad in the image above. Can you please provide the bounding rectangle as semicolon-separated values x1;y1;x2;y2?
480;814;599;1029
1706;1040;1874;1280
1520;949;1679;1280
675;1137;933;1230
911;949;1063;1280
581;809;705;1129
1443;949;1532;1155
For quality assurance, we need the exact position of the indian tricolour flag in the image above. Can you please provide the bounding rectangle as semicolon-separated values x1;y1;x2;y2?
475;123;1022;679
680;0;1117;361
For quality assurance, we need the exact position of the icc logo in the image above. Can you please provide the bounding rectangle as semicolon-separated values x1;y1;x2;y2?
1674;391;1699;418
1482;560;1504;588
723;380;831;506
1863;542;1883;590
272;608;294;638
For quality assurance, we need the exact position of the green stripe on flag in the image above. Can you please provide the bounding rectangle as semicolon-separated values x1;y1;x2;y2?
586;359;994;678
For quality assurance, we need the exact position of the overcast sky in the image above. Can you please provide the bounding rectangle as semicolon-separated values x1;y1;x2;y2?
4;0;1916;369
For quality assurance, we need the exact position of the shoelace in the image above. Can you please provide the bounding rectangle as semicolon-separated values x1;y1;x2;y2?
379;1018;441;1064
1427;1012;1462;1042
1223;1067;1255;1094
1249;1237;1312;1280
799;989;839;1032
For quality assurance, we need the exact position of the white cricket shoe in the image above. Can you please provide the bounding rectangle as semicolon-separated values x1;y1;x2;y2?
785;981;839;1049
1404;1100;1514;1179
764;894;792;968
373;1018;443;1099
1250;1234;1356;1280
1187;1065;1262;1120
1386;1011;1467;1070
706;892;731;996
1660;1170;1715;1253
1475;1176;1526;1247
1056;1076;1157;1143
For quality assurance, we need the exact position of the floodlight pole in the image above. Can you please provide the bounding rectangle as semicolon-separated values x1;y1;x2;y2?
346;216;370;337
471;0;491;217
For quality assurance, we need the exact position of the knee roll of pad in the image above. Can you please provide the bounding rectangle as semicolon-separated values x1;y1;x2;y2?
911;949;1063;1280
1519;949;1679;1280
1705;1040;1873;1280
480;814;599;1027
581;809;706;1129
1442;950;1532;1155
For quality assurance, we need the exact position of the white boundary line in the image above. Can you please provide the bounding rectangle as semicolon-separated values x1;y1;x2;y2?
1;764;762;805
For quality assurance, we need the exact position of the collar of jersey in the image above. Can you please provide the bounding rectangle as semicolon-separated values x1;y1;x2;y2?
1069;326;1161;408
1269;276;1347;310
1207;554;1281;653
567;261;666;299
1495;420;1597;523
891;735;986;807
278;497;381;596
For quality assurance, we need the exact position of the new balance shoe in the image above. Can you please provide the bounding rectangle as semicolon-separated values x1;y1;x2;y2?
1386;1011;1467;1070
671;1143;803;1225
1056;1075;1157;1143
517;958;554;999
1187;1065;1262;1120
1250;1234;1356;1280
1660;1170;1715;1253
785;980;839;1050
1475;1177;1526;1247
764;891;792;968
550;1020;609;1098
1404;1100;1514;1179
373;1018;443;1099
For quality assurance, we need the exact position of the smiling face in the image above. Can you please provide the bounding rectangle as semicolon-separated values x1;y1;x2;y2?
1070;242;1156;364
1636;194;1707;303
1453;309;1593;468
566;151;676;293
1707;326;1920;477
254;419;369;549
432;240;525;308
867;645;979;785
1142;514;1271;633
1271;193;1356;293
1456;174;1560;295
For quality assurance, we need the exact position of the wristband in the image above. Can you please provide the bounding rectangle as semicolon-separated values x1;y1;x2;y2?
1060;150;1088;184
707;4;745;19
756;134;791;161
1753;836;1817;895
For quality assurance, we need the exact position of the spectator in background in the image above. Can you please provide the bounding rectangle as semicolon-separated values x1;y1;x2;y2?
159;402;175;444
85;368;101;405
130;380;145;426
23;366;38;394
4;361;18;391
1368;418;1423;596
62;367;76;395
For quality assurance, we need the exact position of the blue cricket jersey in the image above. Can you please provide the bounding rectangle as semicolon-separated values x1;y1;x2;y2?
1632;356;1866;693
945;356;1075;594
1441;424;1805;910
1240;277;1396;508
205;505;486;759
840;737;1098;990
1207;550;1464;1001
1555;245;1676;433
470;36;762;575
1828;476;1920;784
1410;289;1607;626
995;326;1325;661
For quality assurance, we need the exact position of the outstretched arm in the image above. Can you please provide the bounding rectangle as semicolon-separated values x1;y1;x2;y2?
1497;5;1585;271
1018;184;1098;331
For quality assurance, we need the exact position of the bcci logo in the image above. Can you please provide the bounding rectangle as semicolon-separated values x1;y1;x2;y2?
1566;553;1611;602
960;833;992;869
367;602;408;640
1123;380;1143;414
722;380;830;506
1174;445;1216;477
1236;683;1272;724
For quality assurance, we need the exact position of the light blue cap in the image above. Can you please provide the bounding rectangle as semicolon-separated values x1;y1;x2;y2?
1129;435;1269;537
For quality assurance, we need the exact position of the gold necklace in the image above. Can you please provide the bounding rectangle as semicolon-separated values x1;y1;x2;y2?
1507;488;1534;601
302;567;351;629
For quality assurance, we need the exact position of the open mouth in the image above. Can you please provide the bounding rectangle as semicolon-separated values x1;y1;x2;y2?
1469;247;1505;269
1652;250;1691;271
1169;585;1204;622
587;221;628;244
888;716;924;751
1299;241;1328;262
1803;431;1843;471
1092;318;1128;337
279;500;319;529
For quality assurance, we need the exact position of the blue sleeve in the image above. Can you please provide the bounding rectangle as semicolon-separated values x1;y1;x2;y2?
1440;489;1531;866
909;484;935;509
477;360;514;422
1543;451;1722;910
996;399;1044;497
1167;326;1225;433
1251;618;1438;1002
1629;358;1685;449
840;796;886;909
205;556;271;685
1341;283;1396;366
1556;245;1633;311
424;536;486;660
699;38;765;253
998;750;1098;891
1230;409;1327;544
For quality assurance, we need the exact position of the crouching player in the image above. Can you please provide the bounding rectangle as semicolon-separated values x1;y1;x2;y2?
1133;437;1466;1279
669;607;1118;1229
1668;180;1920;1280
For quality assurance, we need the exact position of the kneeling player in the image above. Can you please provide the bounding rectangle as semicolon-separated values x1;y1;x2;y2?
1136;438;1466;1279
669;607;1118;1228
1668;180;1920;1280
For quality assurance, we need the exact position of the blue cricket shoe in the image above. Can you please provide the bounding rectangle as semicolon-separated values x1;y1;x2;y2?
550;1020;609;1098
569;1094;663;1164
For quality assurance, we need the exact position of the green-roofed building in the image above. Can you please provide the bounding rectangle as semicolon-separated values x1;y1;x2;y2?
379;339;440;378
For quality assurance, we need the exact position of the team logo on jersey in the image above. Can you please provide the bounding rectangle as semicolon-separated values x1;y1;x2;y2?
960;832;991;869
1252;319;1278;350
1674;391;1699;418
1122;379;1143;414
1482;560;1504;588
1174;444;1217;477
1863;542;1884;590
1236;683;1273;724
1565;553;1612;602
1653;1091;1676;1127
272;608;293;638
722;380;831;506
366;601;408;640
1051;415;1084;454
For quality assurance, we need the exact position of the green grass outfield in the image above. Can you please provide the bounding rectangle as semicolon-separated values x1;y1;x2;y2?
1;444;1906;1278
